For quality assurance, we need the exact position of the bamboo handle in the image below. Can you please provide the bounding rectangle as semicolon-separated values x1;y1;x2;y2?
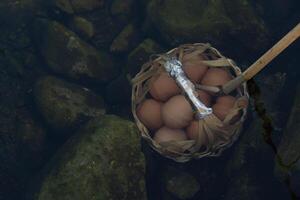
222;23;300;95
243;23;300;80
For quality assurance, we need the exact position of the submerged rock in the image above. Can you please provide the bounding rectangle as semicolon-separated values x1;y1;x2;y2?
163;167;200;200
224;74;289;199
146;0;269;55
35;19;119;83
110;0;136;24
34;76;105;133
34;115;146;200
127;38;163;77
54;0;104;13
83;10;127;50
69;16;95;39
275;84;300;197
70;0;104;12
110;24;141;54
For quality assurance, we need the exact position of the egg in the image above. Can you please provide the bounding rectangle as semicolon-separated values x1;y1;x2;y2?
154;126;187;144
212;96;236;121
182;54;208;83
201;68;232;86
162;95;193;129
197;90;211;106
137;99;163;130
149;73;181;102
186;120;208;146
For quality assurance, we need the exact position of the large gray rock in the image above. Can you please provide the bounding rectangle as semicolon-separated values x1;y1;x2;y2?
34;76;105;132
275;83;300;197
146;0;269;54
35;20;119;83
34;115;146;200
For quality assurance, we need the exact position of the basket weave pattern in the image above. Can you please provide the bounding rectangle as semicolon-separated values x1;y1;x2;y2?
132;43;249;162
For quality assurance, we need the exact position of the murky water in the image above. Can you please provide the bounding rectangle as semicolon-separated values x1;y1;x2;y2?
0;0;299;199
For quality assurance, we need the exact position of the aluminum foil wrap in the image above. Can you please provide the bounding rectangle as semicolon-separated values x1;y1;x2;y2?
164;57;212;119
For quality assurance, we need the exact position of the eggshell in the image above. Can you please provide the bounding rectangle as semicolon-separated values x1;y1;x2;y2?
186;120;208;146
201;68;232;86
182;55;208;83
154;126;187;144
149;73;181;102
197;90;211;106
137;99;163;130
162;95;194;129
213;96;236;121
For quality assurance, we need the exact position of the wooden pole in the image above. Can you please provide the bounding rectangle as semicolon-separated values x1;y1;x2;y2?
222;23;300;95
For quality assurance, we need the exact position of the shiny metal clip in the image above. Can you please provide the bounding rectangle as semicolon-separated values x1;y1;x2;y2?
164;57;212;119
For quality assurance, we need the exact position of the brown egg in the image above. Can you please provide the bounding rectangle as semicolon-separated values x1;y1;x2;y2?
201;68;232;86
186;120;208;145
197;90;211;106
182;58;208;83
212;96;236;121
162;95;193;129
149;73;181;102
154;126;187;144
137;99;163;130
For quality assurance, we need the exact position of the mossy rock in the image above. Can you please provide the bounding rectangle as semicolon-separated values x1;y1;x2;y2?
53;0;104;13
127;38;163;77
163;167;200;200
146;0;269;54
110;24;141;54
34;115;146;200
35;19;119;83
34;76;105;132
110;0;136;24
69;16;95;39
147;0;233;46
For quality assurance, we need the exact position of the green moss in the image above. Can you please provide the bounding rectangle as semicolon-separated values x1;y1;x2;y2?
34;76;105;132
36;115;146;200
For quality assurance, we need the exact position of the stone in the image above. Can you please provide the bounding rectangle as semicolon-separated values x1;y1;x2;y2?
127;38;163;77
69;16;94;39
275;83;300;197
71;0;104;13
83;10;126;50
53;0;74;14
163;167;200;199
34;115;146;200
110;24;141;53
110;0;135;24
34;76;106;133
34;19;119;83
146;0;269;55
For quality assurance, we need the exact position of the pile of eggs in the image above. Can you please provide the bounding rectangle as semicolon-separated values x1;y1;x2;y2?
137;54;243;145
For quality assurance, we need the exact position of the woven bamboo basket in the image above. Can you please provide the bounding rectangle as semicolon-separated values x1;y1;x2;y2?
132;43;249;162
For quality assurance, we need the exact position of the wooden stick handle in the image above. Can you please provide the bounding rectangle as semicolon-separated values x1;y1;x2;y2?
222;23;300;95
243;23;300;80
